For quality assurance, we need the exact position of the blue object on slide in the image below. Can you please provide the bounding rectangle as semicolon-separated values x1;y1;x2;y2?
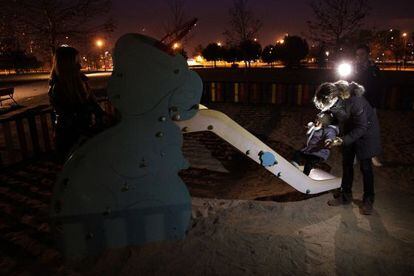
259;151;277;167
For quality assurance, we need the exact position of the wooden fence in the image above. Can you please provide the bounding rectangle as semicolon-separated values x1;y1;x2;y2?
201;81;414;110
1;75;413;167
0;100;115;168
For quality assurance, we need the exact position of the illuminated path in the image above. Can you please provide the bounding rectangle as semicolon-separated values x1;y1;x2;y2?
0;72;111;107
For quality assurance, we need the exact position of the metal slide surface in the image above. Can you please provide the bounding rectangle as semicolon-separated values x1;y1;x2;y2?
175;107;341;194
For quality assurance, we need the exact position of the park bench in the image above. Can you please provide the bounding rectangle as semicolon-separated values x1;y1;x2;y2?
0;87;17;106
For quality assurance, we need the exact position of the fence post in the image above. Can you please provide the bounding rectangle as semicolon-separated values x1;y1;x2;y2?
211;82;216;102
297;84;303;106
3;121;15;164
40;113;52;152
27;113;41;156
234;83;239;103
271;83;277;104
15;118;29;159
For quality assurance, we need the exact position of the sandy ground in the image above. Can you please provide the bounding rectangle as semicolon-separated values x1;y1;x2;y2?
1;104;413;275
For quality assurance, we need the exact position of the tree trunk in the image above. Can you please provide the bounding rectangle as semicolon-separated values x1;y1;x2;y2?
49;33;57;69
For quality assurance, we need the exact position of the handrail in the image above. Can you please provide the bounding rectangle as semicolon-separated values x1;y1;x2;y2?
0;98;113;167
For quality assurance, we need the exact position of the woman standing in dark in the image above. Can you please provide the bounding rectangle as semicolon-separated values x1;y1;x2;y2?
49;46;104;163
313;81;381;215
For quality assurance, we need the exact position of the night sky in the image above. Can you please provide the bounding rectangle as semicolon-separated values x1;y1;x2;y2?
110;0;414;53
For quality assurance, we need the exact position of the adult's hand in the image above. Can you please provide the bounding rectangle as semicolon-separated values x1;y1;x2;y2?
325;137;343;148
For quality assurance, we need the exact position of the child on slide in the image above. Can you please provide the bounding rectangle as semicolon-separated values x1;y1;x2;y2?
292;112;339;175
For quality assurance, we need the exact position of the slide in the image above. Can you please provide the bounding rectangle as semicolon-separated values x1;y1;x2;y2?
175;106;341;194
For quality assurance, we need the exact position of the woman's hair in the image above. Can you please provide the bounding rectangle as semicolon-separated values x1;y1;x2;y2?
313;82;338;111
314;81;365;110
334;80;365;98
50;46;89;105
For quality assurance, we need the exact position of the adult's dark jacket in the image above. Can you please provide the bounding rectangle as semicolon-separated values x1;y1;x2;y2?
354;62;381;108
329;89;381;160
48;73;104;157
49;74;103;130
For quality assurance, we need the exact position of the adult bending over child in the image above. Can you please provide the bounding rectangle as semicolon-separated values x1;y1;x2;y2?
313;80;381;215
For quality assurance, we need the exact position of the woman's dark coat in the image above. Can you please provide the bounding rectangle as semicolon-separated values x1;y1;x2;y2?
329;90;381;160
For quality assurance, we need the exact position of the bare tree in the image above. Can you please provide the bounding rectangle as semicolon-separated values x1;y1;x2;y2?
163;0;188;35
0;13;19;52
307;0;370;50
224;0;262;45
2;0;114;62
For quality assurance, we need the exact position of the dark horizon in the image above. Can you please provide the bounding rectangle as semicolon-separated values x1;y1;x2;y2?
110;0;414;53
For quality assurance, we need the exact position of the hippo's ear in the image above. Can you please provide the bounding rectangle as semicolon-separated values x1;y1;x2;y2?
169;70;203;121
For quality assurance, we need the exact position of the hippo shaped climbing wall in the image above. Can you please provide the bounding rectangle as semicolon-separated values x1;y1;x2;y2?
50;34;202;258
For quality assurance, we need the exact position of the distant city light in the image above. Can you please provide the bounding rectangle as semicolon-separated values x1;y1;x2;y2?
325;51;330;56
172;42;180;49
217;42;222;46
253;38;258;42
95;39;104;48
402;32;407;37
277;39;284;44
195;55;204;63
337;62;352;78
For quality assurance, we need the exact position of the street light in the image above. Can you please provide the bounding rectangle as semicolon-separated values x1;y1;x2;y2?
217;42;222;47
402;32;408;68
172;42;180;50
95;39;104;48
195;55;204;63
95;39;105;70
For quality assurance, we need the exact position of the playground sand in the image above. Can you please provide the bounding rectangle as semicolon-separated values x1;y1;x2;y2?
51;107;414;275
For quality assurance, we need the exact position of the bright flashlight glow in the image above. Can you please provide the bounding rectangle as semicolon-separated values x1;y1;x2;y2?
337;62;352;78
